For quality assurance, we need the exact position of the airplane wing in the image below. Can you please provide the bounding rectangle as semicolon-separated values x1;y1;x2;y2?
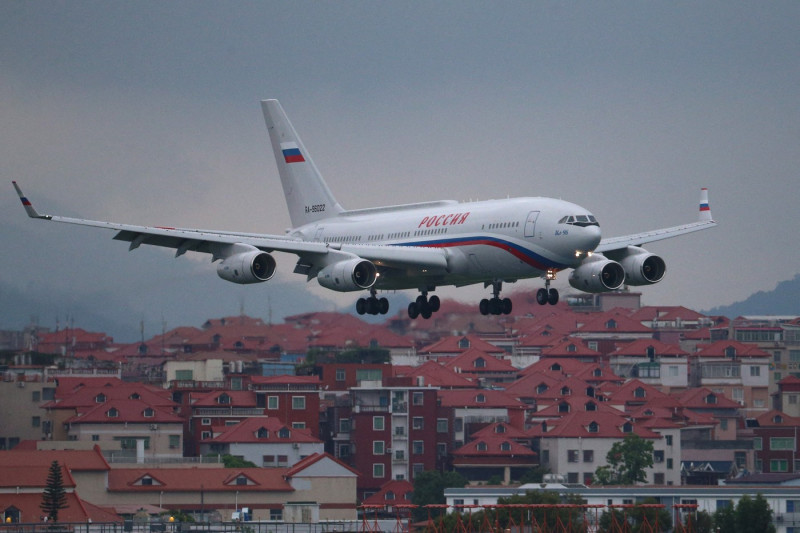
594;188;716;254
12;181;449;273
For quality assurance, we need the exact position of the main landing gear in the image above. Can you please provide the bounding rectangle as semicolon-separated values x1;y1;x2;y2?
356;289;389;316
407;292;441;320
479;281;513;316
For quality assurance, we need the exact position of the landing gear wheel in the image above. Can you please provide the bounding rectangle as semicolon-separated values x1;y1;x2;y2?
502;298;512;315
479;299;490;316
548;288;559;305
536;288;548;305
356;298;367;315
407;302;419;319
429;295;441;312
379;297;389;315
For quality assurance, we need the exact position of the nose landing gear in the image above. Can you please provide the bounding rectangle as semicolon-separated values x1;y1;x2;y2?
536;277;559;305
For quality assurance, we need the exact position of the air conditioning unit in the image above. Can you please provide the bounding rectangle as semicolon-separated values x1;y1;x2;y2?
386;448;392;454
292;443;300;449
150;424;159;430
17;381;25;388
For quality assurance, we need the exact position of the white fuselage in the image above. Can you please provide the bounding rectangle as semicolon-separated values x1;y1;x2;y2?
290;196;602;290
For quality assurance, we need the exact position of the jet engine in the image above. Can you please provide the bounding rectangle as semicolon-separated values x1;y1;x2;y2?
216;248;276;284
317;258;377;292
568;255;625;293
618;246;666;285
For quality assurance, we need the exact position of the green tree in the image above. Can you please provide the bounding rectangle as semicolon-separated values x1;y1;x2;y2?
411;470;467;522
518;465;550;484
207;454;257;468
593;433;654;485
40;460;68;522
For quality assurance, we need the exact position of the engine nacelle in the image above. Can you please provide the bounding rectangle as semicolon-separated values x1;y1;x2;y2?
618;246;666;286
317;258;377;292
216;249;276;284
568;255;625;293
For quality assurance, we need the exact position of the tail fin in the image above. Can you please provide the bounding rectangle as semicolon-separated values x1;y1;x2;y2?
698;187;713;222
261;100;344;228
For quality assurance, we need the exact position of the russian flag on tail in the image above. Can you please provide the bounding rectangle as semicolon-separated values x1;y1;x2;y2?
281;142;305;164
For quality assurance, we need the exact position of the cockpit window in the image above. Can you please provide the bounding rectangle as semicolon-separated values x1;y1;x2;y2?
559;214;599;227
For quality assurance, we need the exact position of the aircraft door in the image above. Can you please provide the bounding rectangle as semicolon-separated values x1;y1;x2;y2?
314;226;325;241
524;211;540;238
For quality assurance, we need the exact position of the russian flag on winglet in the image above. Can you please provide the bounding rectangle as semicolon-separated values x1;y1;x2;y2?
281;142;305;164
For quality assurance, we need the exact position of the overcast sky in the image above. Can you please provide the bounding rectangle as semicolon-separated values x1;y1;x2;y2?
2;2;798;341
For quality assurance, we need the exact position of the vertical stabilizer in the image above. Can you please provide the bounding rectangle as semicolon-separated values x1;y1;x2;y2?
698;187;713;222
261;100;344;228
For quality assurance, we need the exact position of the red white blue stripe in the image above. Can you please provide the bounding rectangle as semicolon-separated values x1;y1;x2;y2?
280;142;305;164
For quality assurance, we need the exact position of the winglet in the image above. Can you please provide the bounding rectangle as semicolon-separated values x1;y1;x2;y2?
12;181;51;219
698;187;713;223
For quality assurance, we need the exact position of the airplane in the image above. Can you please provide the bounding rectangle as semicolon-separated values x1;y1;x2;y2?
13;99;716;320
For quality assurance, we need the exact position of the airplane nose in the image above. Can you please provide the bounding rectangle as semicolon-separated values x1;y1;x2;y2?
583;225;601;250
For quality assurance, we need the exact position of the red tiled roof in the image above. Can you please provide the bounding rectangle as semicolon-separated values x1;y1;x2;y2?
204;417;321;444
0;447;110;471
754;410;800;427
611;338;688;357
533;410;660;439
419;335;504;355
674;387;741;410
400;361;477;389
438;389;526;409
108;467;293;493
693;340;770;358
284;451;360;477
361;479;414;507
445;349;517;374
452;434;536;458
66;399;184;424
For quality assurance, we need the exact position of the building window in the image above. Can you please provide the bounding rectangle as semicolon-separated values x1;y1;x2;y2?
412;392;424;405
654;450;664;463
476;441;488;451
169;435;180;449
32;416;40;428
568;450;579;463
91;434;100;441
292;422;306;429
278;428;290;439
413;441;424;455
413;417;424;430
32;391;41;402
292;396;306;410
201;431;211;440
373;441;384;455
436;418;448;433
373;416;385;431
583;450;594;463
771;459;789;472
750;366;761;377
373;464;385;478
107;408;119;418
667;458;674;469
588;421;599;433
753;437;762;450
339;418;351;433
269;509;282;521
665;435;673;446
143;408;155;418
770;437;795;450
654;473;665;485
475;394;486;403
335;368;346;381
267;396;279;409
201;418;211;426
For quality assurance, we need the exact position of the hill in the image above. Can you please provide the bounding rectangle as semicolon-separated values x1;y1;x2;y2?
705;274;800;318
